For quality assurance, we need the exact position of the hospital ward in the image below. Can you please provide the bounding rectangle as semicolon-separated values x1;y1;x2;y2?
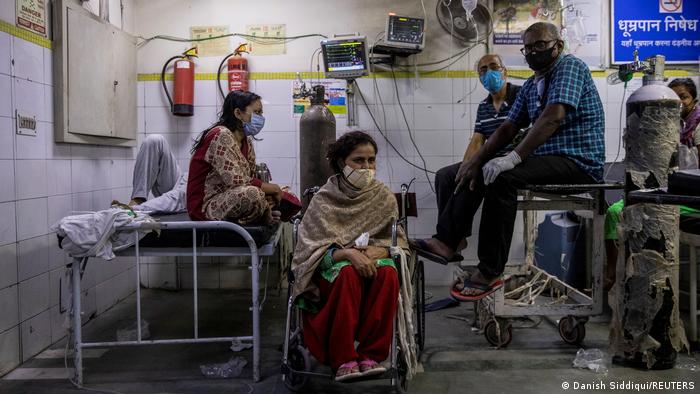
2;0;700;393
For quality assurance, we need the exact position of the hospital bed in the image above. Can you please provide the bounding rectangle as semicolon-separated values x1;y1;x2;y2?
67;213;282;385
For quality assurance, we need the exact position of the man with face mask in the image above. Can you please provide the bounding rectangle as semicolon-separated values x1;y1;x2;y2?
416;54;521;262
415;22;604;300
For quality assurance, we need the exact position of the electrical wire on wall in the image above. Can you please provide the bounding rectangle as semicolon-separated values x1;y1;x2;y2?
368;33;395;184
364;0;490;193
390;64;435;193
137;32;328;48
356;84;436;175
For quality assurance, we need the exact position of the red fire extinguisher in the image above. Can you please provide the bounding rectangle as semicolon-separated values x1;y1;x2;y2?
161;47;198;117
217;44;249;99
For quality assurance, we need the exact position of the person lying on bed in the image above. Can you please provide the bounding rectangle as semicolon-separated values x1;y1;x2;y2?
187;90;300;224
124;134;187;214
291;131;415;382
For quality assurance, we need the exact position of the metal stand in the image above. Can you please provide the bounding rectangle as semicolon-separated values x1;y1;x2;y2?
347;79;357;127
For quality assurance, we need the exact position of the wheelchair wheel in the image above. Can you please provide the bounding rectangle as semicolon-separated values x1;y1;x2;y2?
283;345;310;392
413;259;426;352
558;315;586;346
484;318;512;348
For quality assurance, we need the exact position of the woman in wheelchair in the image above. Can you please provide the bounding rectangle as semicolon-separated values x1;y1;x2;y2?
291;131;410;382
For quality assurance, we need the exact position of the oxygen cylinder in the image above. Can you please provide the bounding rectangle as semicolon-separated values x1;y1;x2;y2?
613;55;683;369
299;85;336;195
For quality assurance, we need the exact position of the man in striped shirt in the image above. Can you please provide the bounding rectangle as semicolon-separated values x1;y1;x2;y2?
415;23;604;300
427;53;522;261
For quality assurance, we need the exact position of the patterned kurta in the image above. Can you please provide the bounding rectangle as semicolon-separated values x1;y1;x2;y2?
187;126;267;224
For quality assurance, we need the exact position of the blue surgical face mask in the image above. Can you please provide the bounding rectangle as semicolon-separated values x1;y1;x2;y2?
479;70;505;94
243;113;265;137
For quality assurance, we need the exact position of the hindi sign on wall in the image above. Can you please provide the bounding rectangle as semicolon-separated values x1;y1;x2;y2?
246;24;286;56
190;26;231;57
612;0;700;64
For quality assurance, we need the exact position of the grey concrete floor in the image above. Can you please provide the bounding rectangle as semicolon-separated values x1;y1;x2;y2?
1;286;698;394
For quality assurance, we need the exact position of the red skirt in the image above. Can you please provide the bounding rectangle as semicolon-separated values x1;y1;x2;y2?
302;265;399;369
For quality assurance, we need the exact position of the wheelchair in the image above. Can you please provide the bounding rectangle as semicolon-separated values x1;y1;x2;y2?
280;185;425;393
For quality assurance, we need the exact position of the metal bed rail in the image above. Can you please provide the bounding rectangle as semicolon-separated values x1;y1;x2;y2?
70;220;278;385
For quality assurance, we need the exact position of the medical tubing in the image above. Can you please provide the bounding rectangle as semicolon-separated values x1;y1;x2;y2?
355;84;436;174
390;65;434;193
160;55;181;111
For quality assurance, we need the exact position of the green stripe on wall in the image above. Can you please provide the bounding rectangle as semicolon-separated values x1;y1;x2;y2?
138;68;696;82
0;19;51;49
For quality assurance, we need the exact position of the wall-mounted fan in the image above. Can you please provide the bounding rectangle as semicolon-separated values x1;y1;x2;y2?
436;0;492;43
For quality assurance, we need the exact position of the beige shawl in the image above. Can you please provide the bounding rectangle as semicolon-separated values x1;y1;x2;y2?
291;174;418;379
291;175;408;299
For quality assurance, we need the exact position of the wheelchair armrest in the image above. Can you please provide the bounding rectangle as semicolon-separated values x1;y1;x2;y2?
391;217;399;248
292;216;302;248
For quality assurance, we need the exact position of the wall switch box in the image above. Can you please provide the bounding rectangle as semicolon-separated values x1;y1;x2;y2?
16;111;37;136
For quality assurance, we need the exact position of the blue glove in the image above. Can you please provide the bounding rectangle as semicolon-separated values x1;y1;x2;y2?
482;151;522;185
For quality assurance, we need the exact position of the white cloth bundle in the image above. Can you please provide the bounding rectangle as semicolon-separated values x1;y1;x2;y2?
51;208;156;260
390;246;419;380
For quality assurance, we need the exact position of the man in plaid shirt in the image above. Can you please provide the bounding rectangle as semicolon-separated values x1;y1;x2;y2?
416;22;604;299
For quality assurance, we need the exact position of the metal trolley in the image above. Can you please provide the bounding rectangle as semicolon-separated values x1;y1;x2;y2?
473;184;622;348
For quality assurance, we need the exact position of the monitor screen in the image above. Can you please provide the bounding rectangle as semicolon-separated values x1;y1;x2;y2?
321;37;369;79
386;15;424;48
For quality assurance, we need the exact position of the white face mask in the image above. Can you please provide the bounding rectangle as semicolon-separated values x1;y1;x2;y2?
342;165;375;189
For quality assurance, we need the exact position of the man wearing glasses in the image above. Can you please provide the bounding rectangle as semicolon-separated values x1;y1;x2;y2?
414;22;604;300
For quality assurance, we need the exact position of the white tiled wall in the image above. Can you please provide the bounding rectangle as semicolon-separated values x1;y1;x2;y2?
0;30;137;376
134;71;671;287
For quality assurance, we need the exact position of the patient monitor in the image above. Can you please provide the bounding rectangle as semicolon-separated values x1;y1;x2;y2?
321;37;369;80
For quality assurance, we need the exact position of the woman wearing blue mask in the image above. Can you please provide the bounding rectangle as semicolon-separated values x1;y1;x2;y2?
187;90;300;224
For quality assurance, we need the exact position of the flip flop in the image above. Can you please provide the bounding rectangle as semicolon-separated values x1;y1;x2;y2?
335;361;362;382
450;278;504;302
409;238;464;265
358;359;386;377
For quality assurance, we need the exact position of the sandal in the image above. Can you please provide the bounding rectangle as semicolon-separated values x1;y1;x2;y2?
409;238;464;265
450;277;504;302
453;267;479;288
335;361;361;382
358;359;386;377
